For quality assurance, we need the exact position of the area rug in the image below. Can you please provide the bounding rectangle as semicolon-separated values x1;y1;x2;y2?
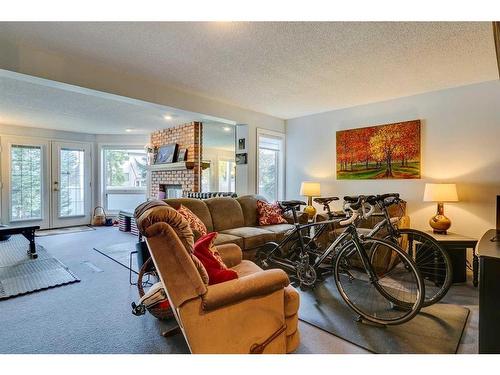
36;225;95;237
0;236;80;300
298;275;470;354
93;241;139;273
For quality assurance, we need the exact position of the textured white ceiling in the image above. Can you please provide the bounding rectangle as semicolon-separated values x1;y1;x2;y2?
0;71;234;134
0;22;498;120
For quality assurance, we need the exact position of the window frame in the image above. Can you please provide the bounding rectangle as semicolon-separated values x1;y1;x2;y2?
99;144;147;214
256;128;286;202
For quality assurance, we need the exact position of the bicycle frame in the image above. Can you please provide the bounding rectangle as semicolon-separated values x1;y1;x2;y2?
263;212;380;284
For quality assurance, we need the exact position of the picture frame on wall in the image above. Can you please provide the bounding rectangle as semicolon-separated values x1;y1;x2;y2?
155;143;178;164
176;148;187;162
336;119;421;180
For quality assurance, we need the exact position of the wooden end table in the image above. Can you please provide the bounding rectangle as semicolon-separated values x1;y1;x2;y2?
425;231;479;287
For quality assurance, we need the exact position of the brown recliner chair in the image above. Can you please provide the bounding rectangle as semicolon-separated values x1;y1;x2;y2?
135;203;300;354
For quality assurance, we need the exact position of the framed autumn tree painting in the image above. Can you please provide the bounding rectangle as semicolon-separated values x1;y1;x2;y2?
336;120;421;179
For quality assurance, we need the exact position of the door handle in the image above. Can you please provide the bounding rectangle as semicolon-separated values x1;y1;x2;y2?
53;181;59;192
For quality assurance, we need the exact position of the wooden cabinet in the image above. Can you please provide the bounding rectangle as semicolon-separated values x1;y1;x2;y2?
478;229;500;354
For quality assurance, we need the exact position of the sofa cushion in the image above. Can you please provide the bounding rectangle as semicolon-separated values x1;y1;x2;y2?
261;223;294;234
205;197;245;231
164;198;214;232
236;194;268;227
220;227;275;249
213;233;244;248
261;223;295;240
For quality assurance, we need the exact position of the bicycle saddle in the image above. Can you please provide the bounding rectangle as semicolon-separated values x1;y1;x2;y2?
377;193;400;200
343;195;377;210
367;193;401;206
343;195;364;203
313;197;339;205
279;200;306;208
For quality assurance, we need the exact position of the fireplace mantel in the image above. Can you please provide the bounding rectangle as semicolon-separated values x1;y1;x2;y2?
146;161;195;172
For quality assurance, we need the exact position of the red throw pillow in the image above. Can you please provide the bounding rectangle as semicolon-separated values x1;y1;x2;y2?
256;200;287;225
193;232;238;285
177;204;208;236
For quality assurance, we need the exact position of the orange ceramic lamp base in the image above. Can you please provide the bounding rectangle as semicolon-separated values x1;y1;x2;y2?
429;202;451;234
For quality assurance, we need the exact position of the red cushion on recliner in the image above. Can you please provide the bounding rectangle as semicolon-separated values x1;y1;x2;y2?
193;232;238;285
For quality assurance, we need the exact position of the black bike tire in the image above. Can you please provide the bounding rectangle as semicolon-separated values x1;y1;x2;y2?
333;237;425;326
385;228;453;307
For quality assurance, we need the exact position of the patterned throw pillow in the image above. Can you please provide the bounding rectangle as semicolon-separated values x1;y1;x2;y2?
256;200;288;225
177;204;208;236
193;232;237;285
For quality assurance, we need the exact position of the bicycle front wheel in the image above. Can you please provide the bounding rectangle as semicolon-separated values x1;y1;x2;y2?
333;238;424;325
386;229;453;307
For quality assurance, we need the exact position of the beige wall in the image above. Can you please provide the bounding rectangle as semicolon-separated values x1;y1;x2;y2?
0;38;285;195
286;80;500;239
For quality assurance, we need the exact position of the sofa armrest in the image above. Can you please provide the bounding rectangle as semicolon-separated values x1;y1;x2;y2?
215;243;243;268
202;269;289;311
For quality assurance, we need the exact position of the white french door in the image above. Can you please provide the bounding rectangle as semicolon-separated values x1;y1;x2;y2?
0;137;92;229
50;141;92;228
1;137;50;228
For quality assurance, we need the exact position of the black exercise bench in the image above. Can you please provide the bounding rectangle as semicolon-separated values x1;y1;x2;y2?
0;225;40;259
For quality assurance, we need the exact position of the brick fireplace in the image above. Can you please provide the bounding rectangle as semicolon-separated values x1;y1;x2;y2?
149;122;202;199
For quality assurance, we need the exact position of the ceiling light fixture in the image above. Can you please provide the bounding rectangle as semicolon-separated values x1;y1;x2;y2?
163;115;172;120
223;126;231;132
125;128;133;132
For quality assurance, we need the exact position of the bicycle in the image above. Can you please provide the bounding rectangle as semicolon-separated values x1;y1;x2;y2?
256;196;425;326
348;193;453;307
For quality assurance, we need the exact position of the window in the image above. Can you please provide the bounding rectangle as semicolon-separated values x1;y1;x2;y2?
201;167;211;192
257;129;285;202
218;159;236;192
10;145;43;221
102;147;147;212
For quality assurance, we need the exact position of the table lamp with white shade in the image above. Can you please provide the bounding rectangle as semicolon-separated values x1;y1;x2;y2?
423;183;458;234
300;181;321;219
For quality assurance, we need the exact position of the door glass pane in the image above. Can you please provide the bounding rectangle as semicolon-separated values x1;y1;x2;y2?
258;148;278;202
59;148;85;217
10;145;42;221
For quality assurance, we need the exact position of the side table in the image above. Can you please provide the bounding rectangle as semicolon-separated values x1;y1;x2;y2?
425;231;479;287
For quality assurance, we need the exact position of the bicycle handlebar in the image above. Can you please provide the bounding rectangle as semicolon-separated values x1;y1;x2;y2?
342;195;375;224
340;211;359;226
362;202;375;218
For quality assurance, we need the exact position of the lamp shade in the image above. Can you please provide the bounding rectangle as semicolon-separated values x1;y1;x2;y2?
300;182;321;197
423;183;458;202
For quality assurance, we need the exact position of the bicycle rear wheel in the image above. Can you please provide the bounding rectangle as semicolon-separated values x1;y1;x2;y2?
386;229;452;307
333;238;424;325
